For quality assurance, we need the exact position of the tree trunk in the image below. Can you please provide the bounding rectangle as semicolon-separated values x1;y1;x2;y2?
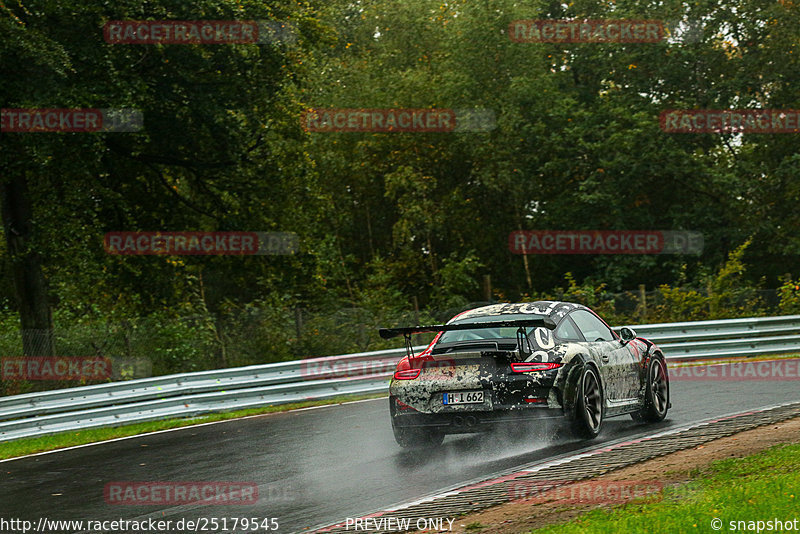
0;175;55;358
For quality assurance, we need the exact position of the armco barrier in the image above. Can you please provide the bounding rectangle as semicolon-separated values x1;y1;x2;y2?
1;315;799;443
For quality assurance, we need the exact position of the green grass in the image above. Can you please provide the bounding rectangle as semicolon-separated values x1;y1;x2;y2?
0;393;385;460
529;442;800;534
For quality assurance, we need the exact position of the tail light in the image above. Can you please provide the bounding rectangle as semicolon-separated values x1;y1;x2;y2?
394;369;421;380
393;356;421;380
511;362;563;373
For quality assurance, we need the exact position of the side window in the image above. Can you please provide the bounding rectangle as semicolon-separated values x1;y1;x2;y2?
570;310;615;342
554;317;584;342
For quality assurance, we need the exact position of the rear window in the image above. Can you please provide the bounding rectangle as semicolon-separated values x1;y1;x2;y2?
437;314;547;344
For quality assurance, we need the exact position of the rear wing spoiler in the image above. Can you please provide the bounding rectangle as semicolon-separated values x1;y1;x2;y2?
379;317;557;358
378;318;556;340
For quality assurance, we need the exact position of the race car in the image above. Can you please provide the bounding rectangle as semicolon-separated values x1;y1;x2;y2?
379;301;670;448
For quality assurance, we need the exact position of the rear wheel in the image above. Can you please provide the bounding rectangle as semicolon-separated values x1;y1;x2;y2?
632;356;669;423
569;365;603;439
392;420;445;449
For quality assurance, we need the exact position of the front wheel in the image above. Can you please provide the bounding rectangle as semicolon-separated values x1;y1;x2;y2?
632;356;669;423
392;420;444;449
568;365;604;439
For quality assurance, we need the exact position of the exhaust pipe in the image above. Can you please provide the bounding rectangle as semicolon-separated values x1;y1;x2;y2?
465;415;477;428
453;416;465;427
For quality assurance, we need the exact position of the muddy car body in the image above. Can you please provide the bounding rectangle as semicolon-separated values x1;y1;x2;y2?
380;301;670;447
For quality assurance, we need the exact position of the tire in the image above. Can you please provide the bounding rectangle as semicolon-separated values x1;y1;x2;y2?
392;420;445;449
631;356;669;423
568;365;603;439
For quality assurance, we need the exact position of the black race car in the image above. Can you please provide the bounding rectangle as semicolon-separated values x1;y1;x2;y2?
379;301;670;448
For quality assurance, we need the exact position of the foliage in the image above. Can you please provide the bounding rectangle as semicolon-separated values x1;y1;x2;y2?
706;240;765;319
777;279;800;315
550;273;615;317
2;0;800;392
428;252;485;311
652;285;711;323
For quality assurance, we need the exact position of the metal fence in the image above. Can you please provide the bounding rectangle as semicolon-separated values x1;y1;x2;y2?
2;314;800;443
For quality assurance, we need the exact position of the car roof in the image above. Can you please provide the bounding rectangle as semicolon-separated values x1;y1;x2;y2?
447;301;588;324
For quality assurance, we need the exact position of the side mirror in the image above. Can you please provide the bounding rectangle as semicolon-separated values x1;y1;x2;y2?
619;327;637;343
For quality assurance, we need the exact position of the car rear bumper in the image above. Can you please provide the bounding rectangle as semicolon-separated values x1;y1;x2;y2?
391;403;564;434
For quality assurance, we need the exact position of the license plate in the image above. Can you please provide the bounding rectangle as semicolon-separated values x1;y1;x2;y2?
443;391;484;405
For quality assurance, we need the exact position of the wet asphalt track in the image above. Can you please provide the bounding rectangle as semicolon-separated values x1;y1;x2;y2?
2;378;799;534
